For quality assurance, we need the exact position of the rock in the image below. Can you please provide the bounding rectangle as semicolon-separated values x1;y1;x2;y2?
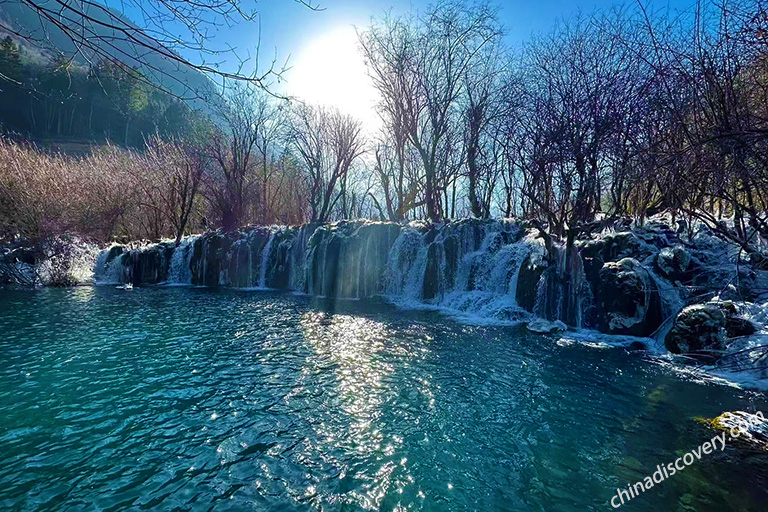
655;245;692;282
8;247;36;265
132;242;174;285
516;253;546;312
635;220;679;248
665;304;727;355
596;258;662;337
268;232;296;290
699;411;768;451
580;232;651;286
227;238;254;288
716;302;759;338
442;235;459;288
422;241;442;300
190;232;233;287
664;302;758;357
749;251;768;270
726;315;758;338
692;266;757;301
526;319;567;334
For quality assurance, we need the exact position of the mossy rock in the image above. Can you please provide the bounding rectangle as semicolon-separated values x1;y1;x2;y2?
696;411;768;451
665;303;758;358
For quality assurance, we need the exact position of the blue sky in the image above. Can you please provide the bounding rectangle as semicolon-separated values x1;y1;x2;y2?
248;0;694;129
112;0;695;128
246;0;692;72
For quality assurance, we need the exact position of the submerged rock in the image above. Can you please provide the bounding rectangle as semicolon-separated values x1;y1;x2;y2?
664;302;758;357
596;258;662;337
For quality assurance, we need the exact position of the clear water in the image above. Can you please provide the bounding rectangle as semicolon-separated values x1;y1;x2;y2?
1;287;767;512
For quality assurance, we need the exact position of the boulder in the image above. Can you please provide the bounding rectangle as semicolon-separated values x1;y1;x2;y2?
655;245;692;282
664;302;758;357
699;411;768;451
665;304;727;356
596;258;662;337
579;231;655;286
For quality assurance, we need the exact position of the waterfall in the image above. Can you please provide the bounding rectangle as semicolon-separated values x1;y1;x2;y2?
166;236;196;285
384;223;428;301
89;218;691;335
93;245;128;284
381;220;535;322
289;224;314;291
258;231;277;288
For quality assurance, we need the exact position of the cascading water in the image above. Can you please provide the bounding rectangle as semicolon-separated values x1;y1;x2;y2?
91;220;558;325
384;223;430;302
93;245;129;285
381;220;542;322
258;231;277;288
89;218;705;335
23;214;767;389
166;236;196;285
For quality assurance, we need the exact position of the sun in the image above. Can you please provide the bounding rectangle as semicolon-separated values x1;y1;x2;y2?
287;25;380;133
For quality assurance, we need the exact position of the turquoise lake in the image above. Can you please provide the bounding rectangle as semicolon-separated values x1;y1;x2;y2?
1;287;767;511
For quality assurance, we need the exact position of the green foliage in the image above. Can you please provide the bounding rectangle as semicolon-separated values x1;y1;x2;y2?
0;36;22;82
0;41;207;147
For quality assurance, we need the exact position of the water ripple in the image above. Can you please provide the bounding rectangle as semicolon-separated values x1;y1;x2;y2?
0;287;767;511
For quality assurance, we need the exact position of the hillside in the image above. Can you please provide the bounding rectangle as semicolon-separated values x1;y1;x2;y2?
0;0;219;148
0;0;219;105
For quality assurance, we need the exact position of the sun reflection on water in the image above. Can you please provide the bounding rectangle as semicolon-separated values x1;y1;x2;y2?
292;311;421;508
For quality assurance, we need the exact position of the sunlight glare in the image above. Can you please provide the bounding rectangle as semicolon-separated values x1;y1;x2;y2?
287;26;380;133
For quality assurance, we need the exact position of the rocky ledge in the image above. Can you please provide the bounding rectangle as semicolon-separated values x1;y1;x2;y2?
5;216;768;371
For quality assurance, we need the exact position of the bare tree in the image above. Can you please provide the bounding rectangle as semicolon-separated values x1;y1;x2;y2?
462;40;508;218
250;93;290;224
204;83;264;231
289;104;365;223
143;136;205;244
360;1;502;221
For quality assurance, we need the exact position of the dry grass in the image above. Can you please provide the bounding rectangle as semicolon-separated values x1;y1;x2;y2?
0;138;183;243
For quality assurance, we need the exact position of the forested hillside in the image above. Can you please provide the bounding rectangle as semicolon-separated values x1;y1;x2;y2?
0;35;207;147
